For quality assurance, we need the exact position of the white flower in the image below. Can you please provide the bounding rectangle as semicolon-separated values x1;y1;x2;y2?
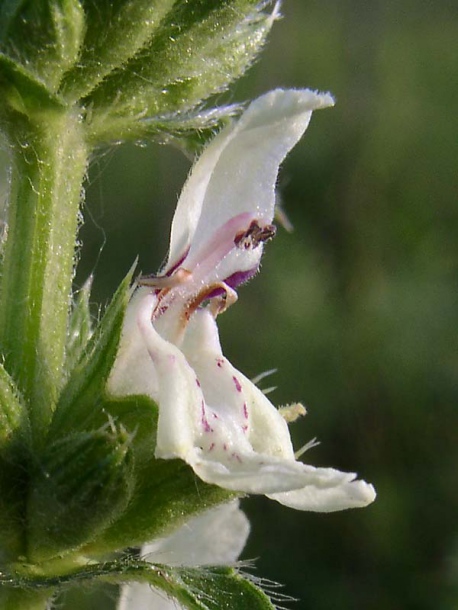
118;501;250;610
109;89;376;512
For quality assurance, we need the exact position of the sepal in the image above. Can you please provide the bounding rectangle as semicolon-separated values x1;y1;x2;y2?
27;426;134;562
65;276;94;375
82;453;234;556
95;103;241;151
81;0;277;144
159;565;284;610
94;394;158;465
50;264;135;437
0;53;65;119
74;395;233;556
0;0;85;93
60;0;177;102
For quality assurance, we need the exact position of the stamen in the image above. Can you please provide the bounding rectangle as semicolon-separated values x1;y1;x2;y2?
234;220;277;250
138;267;193;289
207;283;238;317
183;282;238;323
279;402;307;423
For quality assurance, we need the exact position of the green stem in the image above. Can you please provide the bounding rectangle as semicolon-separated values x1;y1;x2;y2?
0;587;51;610
0;110;88;443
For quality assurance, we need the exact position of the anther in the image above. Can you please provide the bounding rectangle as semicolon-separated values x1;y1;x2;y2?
234;220;277;250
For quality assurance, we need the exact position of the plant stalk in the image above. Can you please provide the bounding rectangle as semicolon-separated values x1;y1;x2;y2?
0;110;88;443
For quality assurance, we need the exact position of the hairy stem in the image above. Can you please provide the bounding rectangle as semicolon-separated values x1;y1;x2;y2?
0;110;88;444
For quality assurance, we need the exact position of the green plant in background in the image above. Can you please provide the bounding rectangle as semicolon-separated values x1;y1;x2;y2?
0;1;375;609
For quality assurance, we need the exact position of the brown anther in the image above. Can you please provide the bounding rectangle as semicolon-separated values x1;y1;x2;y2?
234;220;277;250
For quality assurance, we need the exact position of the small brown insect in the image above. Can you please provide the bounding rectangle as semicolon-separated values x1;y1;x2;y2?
234;220;276;250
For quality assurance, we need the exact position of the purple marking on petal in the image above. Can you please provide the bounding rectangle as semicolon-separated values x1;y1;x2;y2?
209;443;215;452
242;424;248;432
201;401;213;433
223;443;227;451
224;266;259;290
231;452;242;463
196;378;201;387
216;358;224;368
242;402;248;419
233;376;242;392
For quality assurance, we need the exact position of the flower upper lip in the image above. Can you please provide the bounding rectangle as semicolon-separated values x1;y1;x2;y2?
139;211;277;337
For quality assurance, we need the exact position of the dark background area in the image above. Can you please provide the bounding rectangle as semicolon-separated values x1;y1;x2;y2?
61;1;458;608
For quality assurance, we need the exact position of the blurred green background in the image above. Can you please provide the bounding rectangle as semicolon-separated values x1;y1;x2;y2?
63;0;458;608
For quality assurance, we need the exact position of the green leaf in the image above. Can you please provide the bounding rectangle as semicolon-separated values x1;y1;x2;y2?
60;0;177;102
84;0;277;143
0;0;85;93
49;264;135;438
2;559;281;610
27;426;134;562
